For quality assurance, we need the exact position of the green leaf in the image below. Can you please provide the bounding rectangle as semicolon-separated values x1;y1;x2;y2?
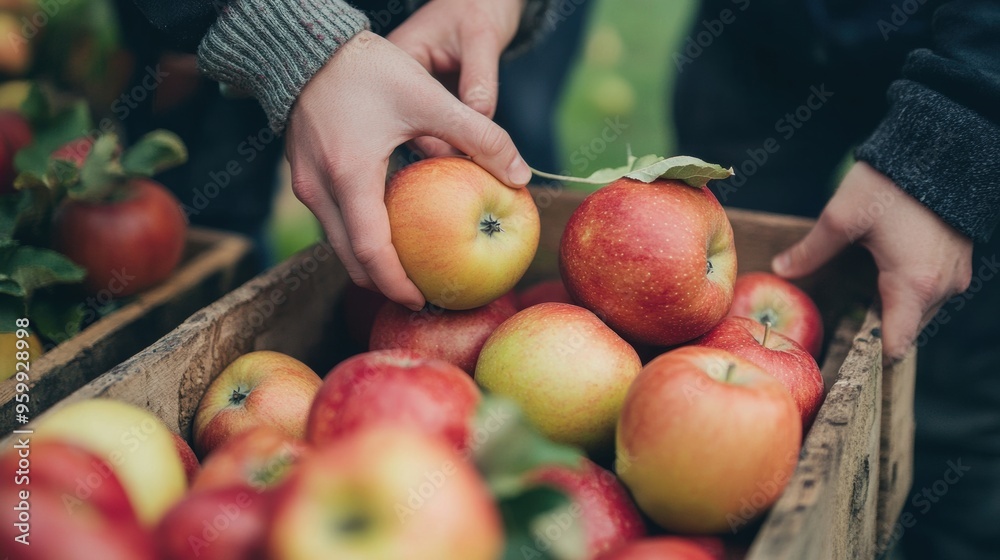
0;278;25;297
30;289;84;343
530;147;734;187
0;245;86;299
19;83;50;126
121;130;188;176
72;133;124;201
0;194;31;240
499;485;586;560
471;396;584;499
14;102;93;177
0;294;27;333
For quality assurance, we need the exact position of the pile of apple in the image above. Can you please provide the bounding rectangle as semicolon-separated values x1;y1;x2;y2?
2;157;830;560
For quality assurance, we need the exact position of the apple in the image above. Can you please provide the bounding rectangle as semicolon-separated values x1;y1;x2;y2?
475;302;642;454
32;399;187;525
560;178;737;346
340;283;389;349
694;316;824;429
193;350;322;457
528;457;645;557
155;484;271;560
729;272;824;358
1;328;42;382
596;537;723;560
616;346;801;533
192;425;311;493
268;427;503;560
517;278;574;309
385;156;540;310
170;431;200;484
369;297;517;374
0;440;156;560
307;349;480;451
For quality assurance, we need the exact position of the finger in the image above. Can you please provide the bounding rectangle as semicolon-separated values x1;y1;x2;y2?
457;35;501;118
410;136;461;158
289;175;373;290
337;168;426;310
425;100;531;187
772;212;851;278
877;272;935;362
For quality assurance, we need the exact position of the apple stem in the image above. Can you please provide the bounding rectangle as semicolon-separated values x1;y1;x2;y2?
762;321;772;347
725;363;736;382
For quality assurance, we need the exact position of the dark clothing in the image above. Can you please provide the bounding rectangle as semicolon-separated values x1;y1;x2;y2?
675;1;1000;558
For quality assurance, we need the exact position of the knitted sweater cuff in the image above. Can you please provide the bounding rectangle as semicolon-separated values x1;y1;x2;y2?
197;0;370;132
855;80;1000;243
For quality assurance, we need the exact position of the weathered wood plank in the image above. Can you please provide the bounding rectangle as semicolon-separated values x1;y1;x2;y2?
0;228;254;433
876;348;916;554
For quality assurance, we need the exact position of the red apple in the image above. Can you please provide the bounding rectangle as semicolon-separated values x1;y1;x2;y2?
341;283;389;349
385;156;540;309
616;346;801;533
729;272;824;358
0;441;155;560
268;427;503;560
694;316;824;429
528;457;645;557
53;177;187;295
597;537;723;560
155;484;271;560
475;302;642;454
517;278;574;309
369;297;517;374
192;425;311;493
0;110;31;193
170;431;200;484
560;178;737;346
307;349;480;452
194;351;322;457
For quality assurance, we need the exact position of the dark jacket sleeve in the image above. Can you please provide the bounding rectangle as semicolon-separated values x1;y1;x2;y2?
130;0;219;51
855;0;1000;243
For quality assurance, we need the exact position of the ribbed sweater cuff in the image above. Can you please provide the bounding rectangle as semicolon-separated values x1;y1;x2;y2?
855;81;1000;243
197;0;369;132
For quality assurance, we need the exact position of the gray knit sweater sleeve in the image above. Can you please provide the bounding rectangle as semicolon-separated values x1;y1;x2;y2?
197;0;370;132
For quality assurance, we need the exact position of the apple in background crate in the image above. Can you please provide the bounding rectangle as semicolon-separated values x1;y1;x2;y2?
729;272;824;359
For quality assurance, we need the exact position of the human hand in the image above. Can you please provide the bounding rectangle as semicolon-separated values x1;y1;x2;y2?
387;0;523;157
286;31;532;310
771;161;973;362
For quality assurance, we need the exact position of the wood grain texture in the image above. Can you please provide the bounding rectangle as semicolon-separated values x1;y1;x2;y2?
876;349;916;554
0;228;254;433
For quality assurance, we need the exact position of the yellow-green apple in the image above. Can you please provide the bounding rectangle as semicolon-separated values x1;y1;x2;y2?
170;431;200;484
385;156;540;310
32;399;186;525
0;441;156;560
475;302;642;454
307;349;480;451
192;426;311;493
516;278;574;309
596;537;724;560
193;351;322;457
729;272;824;358
527;457;645;557
369;297;517;374
340;283;389;349
560;178;736;346
155;484;271;560
267;427;503;560
616;346;800;533
694;316;824;429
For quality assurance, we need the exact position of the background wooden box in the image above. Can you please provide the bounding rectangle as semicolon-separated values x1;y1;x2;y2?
0;227;255;433
4;188;915;559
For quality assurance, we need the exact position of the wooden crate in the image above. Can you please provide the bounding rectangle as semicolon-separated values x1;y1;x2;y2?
0;227;255;433
4;188;915;558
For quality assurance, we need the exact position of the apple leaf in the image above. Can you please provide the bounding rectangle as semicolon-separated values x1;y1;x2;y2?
29;289;84;343
121;130;188;176
498;485;587;560
0;294;24;333
14;101;93;177
531;146;733;187
0;244;86;300
71;133;125;201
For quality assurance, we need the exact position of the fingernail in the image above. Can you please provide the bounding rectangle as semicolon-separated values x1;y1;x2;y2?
772;254;790;274
507;159;532;186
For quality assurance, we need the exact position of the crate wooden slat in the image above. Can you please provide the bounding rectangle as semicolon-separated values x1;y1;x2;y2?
3;188;915;557
0;227;255;433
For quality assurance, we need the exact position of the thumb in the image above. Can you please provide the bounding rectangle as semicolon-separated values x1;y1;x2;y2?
429;100;531;187
877;272;930;362
772;213;850;279
458;36;501;117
